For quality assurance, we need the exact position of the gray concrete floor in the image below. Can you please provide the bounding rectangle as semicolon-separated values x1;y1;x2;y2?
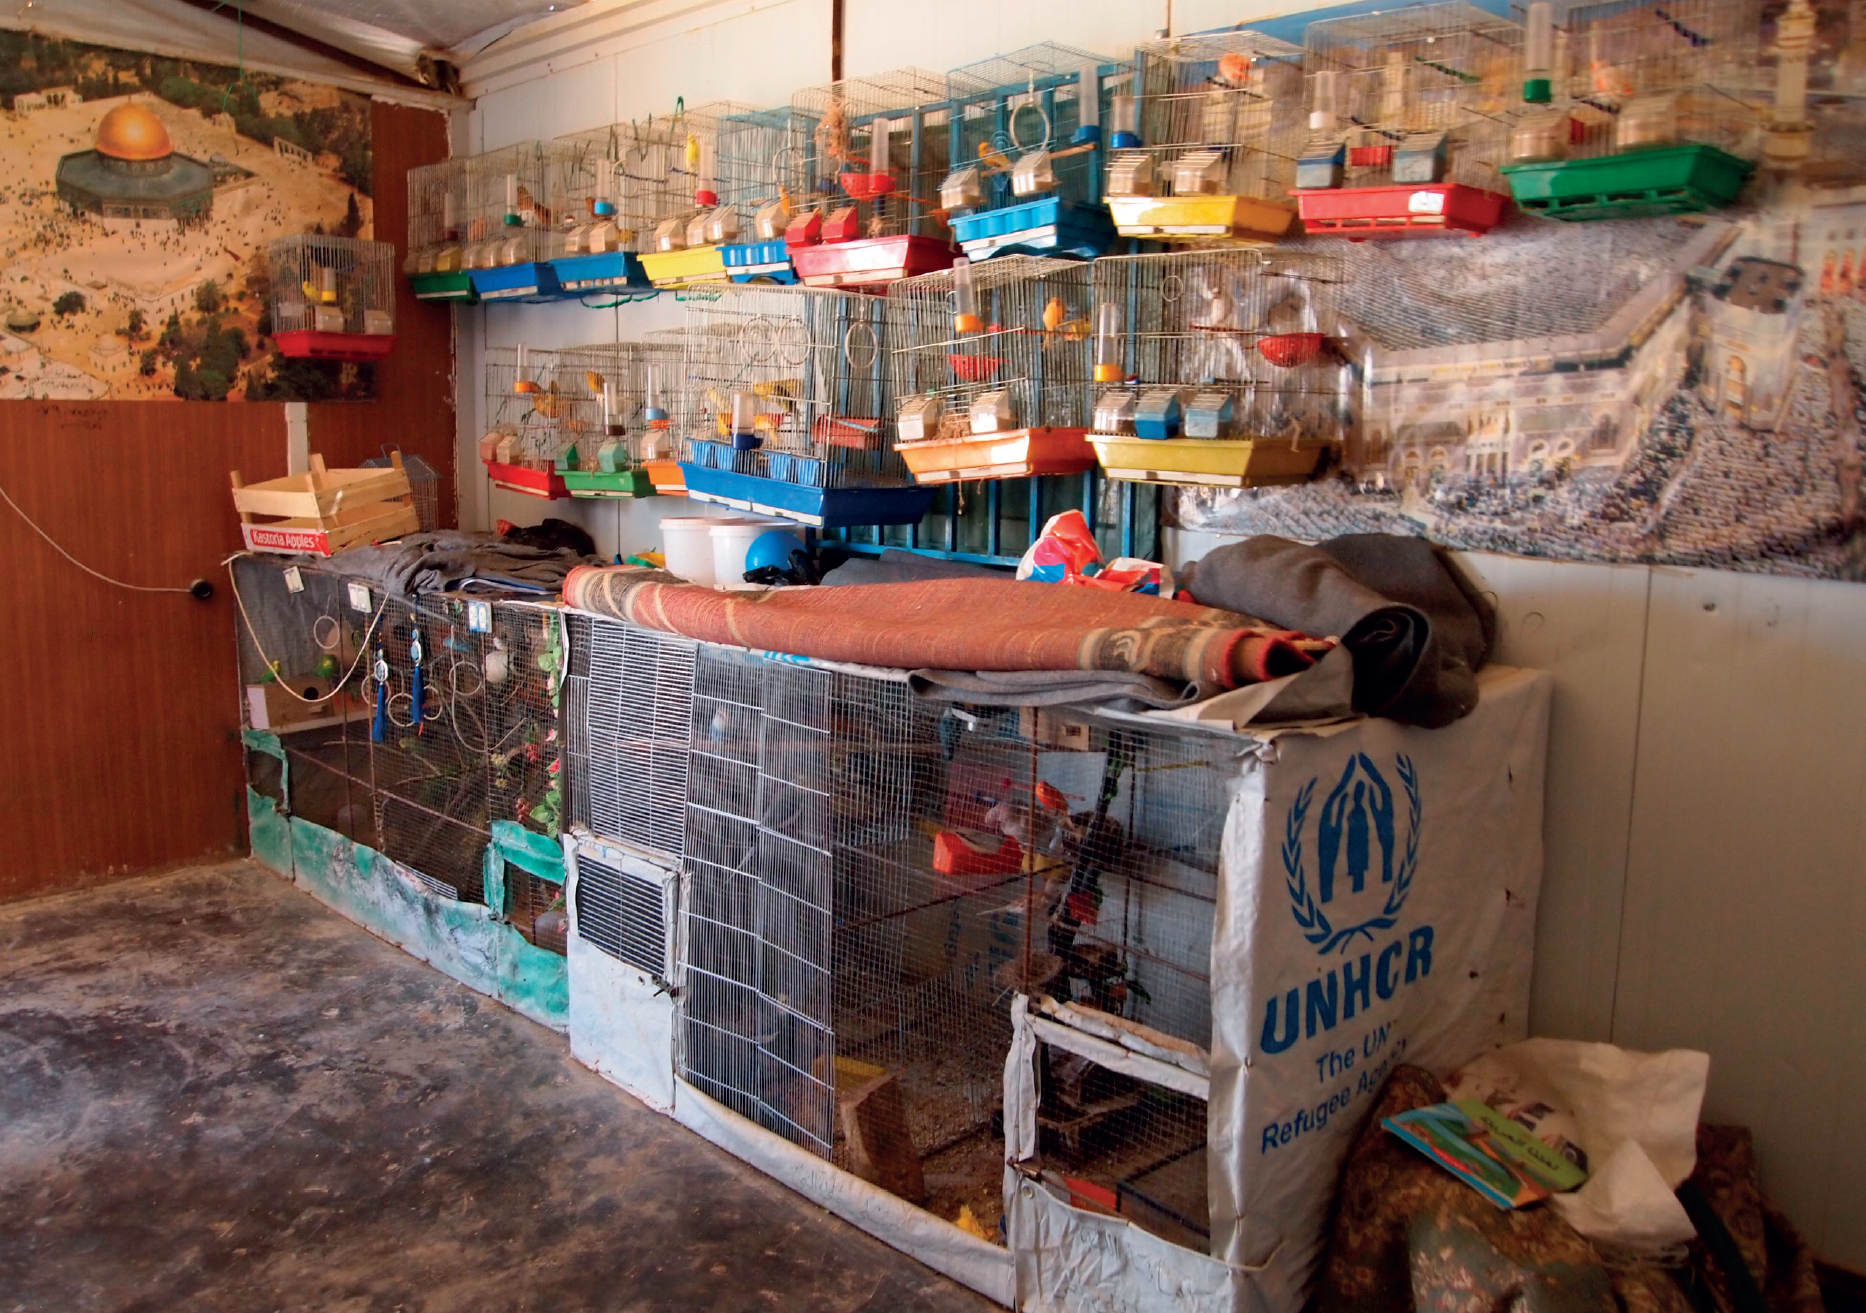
0;861;997;1313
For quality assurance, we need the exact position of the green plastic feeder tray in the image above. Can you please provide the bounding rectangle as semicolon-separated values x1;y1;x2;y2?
1500;143;1752;221
409;270;480;303
560;467;657;498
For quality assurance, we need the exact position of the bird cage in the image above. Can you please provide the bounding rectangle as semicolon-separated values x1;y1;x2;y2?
549;117;683;296
785;68;985;290
461;142;575;302
633;100;762;289
268;234;397;360
714;103;821;284
1105;31;1306;244
1087;248;1350;488
942;44;1123;261
404;157;478;303
360;450;441;530
477;345;592;499
1499;0;1763;219
675;283;935;527
886;254;1101;483
550;339;689;498
1293;3;1521;238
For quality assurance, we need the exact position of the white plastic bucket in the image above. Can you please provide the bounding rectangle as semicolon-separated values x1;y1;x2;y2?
661;517;726;586
710;519;788;590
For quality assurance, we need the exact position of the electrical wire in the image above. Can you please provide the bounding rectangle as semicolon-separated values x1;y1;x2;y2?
1;478;195;594
224;552;387;704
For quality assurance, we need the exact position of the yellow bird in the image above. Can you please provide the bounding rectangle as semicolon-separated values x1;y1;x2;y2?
584;371;607;397
977;141;1014;174
752;378;801;407
530;382;564;419
685;133;702;173
1041;297;1066;333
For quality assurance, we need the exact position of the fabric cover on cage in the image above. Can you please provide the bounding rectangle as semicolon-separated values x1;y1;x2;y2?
821;546;1006;586
562;569;1320;690
309;530;596;596
1177;534;1495;727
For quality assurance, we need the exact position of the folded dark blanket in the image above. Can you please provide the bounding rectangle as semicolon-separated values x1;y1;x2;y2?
311;530;595;597
1178;534;1494;727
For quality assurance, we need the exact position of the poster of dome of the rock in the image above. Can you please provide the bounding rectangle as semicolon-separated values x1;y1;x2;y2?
1172;1;1866;580
0;33;374;401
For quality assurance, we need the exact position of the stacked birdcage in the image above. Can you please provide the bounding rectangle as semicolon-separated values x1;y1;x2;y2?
1293;3;1521;238
887;254;1100;482
674;283;934;527
477;345;593;499
711;103;821;283
1104;31;1306;243
941;44;1123;261
549;116;684;296
460;141;575;301
631;100;762;289
1499;0;1763;219
360;451;441;530
549;339;687;498
404;157;477;302
1088;248;1350;488
268;234;397;360
784;68;984;289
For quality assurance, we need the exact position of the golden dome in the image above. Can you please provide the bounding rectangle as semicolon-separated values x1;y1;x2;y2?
95;104;173;162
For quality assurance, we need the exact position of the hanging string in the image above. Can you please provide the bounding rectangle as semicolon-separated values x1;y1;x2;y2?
0;478;193;594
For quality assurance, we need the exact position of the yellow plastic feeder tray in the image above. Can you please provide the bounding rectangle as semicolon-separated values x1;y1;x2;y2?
639;245;728;288
1106;195;1297;243
1090;434;1333;487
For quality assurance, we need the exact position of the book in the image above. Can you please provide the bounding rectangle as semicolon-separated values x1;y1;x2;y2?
1382;1098;1590;1209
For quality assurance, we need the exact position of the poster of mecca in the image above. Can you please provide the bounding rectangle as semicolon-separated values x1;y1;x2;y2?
1172;1;1866;581
0;32;374;402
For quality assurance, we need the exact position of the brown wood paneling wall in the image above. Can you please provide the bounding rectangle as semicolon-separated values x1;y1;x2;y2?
307;102;456;524
0;103;454;902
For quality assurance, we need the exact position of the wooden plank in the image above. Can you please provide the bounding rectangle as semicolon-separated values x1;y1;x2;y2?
1615;567;1866;1269
1457;552;1653;1043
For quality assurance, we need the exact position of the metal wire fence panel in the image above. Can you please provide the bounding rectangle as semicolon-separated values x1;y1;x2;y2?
574;851;673;977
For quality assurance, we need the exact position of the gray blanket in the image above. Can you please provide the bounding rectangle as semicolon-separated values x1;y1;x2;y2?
1177;534;1495;727
309;531;595;597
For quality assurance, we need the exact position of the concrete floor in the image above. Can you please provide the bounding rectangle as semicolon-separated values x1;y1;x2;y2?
0;861;997;1313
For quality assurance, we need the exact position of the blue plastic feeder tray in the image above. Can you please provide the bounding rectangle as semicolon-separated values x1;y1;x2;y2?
467;262;573;303
551;251;650;294
723;238;798;284
678;464;935;528
950;196;1117;261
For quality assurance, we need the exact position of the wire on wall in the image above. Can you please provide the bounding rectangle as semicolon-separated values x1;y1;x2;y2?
0;478;197;595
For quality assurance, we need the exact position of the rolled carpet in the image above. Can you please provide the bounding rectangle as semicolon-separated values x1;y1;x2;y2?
562;568;1320;689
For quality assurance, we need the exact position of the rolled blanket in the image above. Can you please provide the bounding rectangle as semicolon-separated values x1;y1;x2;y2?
563;568;1321;689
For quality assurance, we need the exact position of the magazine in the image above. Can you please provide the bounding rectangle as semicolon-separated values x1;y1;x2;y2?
1383;1098;1590;1209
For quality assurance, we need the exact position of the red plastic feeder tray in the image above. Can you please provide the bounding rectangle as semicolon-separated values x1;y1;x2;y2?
484;459;569;500
1293;183;1510;239
1259;333;1326;368
790;234;956;291
947;353;1004;383
839;172;896;201
274;330;397;362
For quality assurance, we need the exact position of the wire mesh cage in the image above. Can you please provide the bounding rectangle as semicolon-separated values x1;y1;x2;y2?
478;344;585;499
360;450;441;531
714;103;822;283
942;43;1123;261
550;338;688;496
460;141;574;300
631;100;763;288
675;283;934;527
886;254;1101;482
1105;31;1306;244
268;234;396;360
549;116;685;295
1293;3;1522;238
1087;248;1351;488
785;68;984;289
405;157;477;302
1499;0;1764;219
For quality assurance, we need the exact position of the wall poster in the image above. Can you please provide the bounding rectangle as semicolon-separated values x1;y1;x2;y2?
0;32;375;401
1172;2;1866;581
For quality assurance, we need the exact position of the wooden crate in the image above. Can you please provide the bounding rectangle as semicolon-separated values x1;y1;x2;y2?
231;452;421;556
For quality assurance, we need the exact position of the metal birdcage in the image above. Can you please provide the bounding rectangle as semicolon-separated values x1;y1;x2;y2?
713;103;822;282
784;68;983;289
675;283;934;527
459;141;572;300
942;43;1123;261
1500;0;1763;218
548;338;687;497
478;344;591;499
360;450;441;530
549;117;684;295
1293;3;1521;238
886;254;1100;483
1087;248;1351;488
268;234;396;360
1105;31;1306;244
404;157;477;302
631;100;762;288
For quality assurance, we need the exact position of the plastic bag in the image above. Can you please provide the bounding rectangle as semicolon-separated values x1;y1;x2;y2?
1015;509;1170;595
